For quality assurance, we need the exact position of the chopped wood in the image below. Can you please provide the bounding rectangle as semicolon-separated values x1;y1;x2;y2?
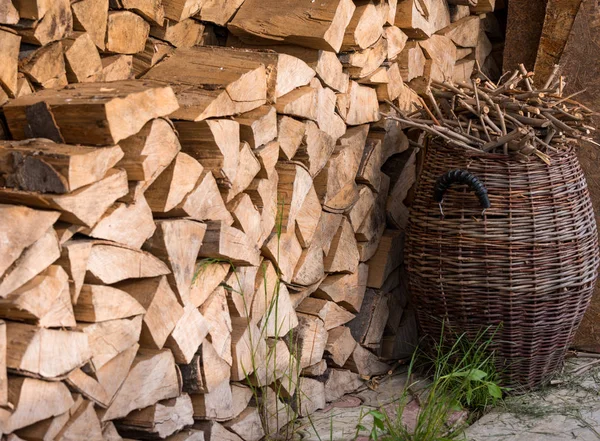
0;1;18;24
277;116;305;160
343;344;389;376
385;148;417;229
235;106;277;149
259;282;299;338
419;34;457;82
348;288;390;346
195;421;243;441
65;368;110;408
229;0;356;52
254;140;279;179
324;368;363;402
150;18;204;48
437;15;480;47
199;221;260;266
275;86;317;120
0;321;5;406
275;162;314;235
197;0;244;26
314;263;368;313
0;139;123;193
83;195;156;249
55;400;104;441
0;204;58;277
144;46;267;121
116;276;184;349
62;32;102;83
180;341;230;394
230;317;267;381
189;260;230;308
293;377;325;416
325;326;357;367
6;323;90;379
96;343;139;401
340;37;388;79
397;40;426;81
144;219;207;304
110;0;165;25
366;230;405;288
72;0;108;50
162;0;203;21
342;0;385;51
222;406;264;441
324;217;360;273
294;313;328;368
301;359;328;377
106;11;150;54
13;0;72;46
165;305;209;364
295;185;322;248
222;142;261;203
384;26;408;60
99;54;134;81
74;284;144;324
357;174;390;261
19;42;67;90
297;297;355;330
78;316;142;370
101;348;180;421
85;242;170;285
0;28;20;97
4;80;179;145
336;81;380;125
55;239;91;304
0;227;60;298
117;394;194;439
132;37;174;77
4;377;73;433
199;286;233;365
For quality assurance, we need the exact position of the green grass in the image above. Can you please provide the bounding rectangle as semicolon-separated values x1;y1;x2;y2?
359;327;505;441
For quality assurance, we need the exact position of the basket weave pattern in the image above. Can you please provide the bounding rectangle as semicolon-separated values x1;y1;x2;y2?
407;142;599;391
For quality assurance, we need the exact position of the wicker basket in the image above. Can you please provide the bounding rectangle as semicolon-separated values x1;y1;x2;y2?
407;141;599;391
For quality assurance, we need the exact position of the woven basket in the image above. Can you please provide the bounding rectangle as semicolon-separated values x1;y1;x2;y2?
407;141;599;391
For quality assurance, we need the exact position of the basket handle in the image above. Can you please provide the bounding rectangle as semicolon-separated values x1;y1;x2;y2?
433;169;491;211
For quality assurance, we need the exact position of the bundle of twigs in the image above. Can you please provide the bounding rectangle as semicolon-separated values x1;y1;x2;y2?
384;64;597;164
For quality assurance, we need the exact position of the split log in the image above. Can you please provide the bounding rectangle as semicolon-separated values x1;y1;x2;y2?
325;326;357;367
297;298;355;330
259;283;299;338
65;367;110;408
222;407;264;441
385;148;417;229
230;317;267;381
175;119;239;187
0;1;18;24
4;80;179;145
199;221;261;266
117;395;194;439
357;174;390;261
449;4;470;22
150;18;204;48
162;0;203;21
380;307;418;359
340;37;388;79
384;26;408;60
158;170;233;225
251;339;298;397
13;0;72;46
180;341;230;394
0;321;5;406
0;265;73;325
0;28;20;97
419;34;457;82
77;316;142;370
95;343;138;402
254;141;279;179
54;400;104;441
71;0;108;50
143;219;207;304
314;263;368;313
294;121;336;177
4;377;73;433
197;0;245;26
357;138;383;192
132;37;174;77
470;0;495;13
324;217;360;273
394;0;433;38
99;54;134;82
85;242;170;285
275;86;317;120
195;421;243;441
0;169;128;227
376;62;403;101
19;42;67;89
366;230;405;288
116;276;184;350
301;359;328;377
295;185;322;248
55;240;91;304
234;106;277;149
228;0;356;52
144;46;267;121
437;15;480;47
189;260;230;308
314;85;347;141
262;232;302;284
110;0;165;25
293;377;325;417
83;195;156;249
397;40;426;81
294;313;328;368
105;11;150;54
145;152;202;213
342;0;385;51
101;348;180;421
453;58;476;83
62;32;102;82
199;286;233;365
247;172;279;246
278;116;305;160
0;139;124;193
336;81;380;125
6;323;90;379
222;142;261;203
343;344;389;377
324;369;363;402
0;204;58;277
117;117;181;183
275;162;313;234
0;227;60;298
165;305;209;364
348;288;390;346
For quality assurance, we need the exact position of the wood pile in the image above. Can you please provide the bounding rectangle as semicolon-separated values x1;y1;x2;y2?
0;0;505;439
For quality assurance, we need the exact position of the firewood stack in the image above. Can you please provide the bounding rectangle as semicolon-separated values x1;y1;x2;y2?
0;0;505;439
